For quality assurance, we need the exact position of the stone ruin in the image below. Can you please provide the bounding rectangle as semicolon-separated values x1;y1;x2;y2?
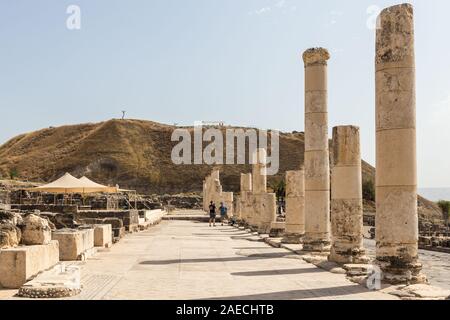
0;191;167;296
224;3;430;287
203;168;233;216
282;169;305;244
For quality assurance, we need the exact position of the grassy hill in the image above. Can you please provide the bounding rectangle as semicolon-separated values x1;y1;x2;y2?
0;119;444;224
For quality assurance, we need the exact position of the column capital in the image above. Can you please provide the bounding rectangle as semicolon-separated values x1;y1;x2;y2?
302;48;330;66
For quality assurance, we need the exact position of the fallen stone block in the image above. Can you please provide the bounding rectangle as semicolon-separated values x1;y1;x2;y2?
386;284;450;300
52;228;95;261
21;214;52;245
93;224;112;248
80;224;112;248
0;241;59;289
0;223;21;249
18;263;81;299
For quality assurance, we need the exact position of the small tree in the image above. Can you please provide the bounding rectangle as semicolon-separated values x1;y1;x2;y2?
268;179;286;202
437;200;450;221
9;168;19;180
362;179;375;202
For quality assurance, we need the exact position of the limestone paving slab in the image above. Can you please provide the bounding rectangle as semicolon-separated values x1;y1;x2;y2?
2;213;398;300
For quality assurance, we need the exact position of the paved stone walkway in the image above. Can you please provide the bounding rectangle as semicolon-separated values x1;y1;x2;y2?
1;217;399;300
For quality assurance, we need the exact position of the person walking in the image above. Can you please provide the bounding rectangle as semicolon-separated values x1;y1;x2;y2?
219;202;228;226
209;201;216;227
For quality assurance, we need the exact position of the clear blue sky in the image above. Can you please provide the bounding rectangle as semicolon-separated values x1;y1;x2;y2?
0;0;449;188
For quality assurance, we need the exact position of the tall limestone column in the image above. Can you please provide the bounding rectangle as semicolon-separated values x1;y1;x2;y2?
203;176;212;212
250;148;276;233
282;169;305;244
252;149;267;194
302;48;331;252
239;173;252;223
249;148;267;231
375;4;425;284
329;126;367;263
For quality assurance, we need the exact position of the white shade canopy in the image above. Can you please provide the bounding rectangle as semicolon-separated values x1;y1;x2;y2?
31;173;118;194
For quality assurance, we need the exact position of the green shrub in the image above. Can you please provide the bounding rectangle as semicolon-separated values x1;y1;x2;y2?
269;179;286;201
362;179;375;202
437;200;450;220
9;168;19;180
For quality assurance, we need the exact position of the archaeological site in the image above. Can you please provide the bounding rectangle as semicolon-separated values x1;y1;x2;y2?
1;2;449;311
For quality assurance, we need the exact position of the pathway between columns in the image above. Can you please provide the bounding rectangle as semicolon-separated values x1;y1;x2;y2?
2;212;397;300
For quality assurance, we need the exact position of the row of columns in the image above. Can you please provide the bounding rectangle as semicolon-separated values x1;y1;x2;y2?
234;4;425;284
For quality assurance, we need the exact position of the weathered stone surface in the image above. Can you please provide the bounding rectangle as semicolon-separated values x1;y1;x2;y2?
203;169;234;216
375;3;425;284
387;284;450;300
237;173;252;222
302;47;330;66
0;223;21;249
302;47;331;253
21;214;52;246
282;170;305;244
52;228;95;261
0;210;23;225
329;126;367;264
18;264;81;299
269;221;285;238
0;240;59;289
256;193;277;234
80;224;112;248
252;148;267;194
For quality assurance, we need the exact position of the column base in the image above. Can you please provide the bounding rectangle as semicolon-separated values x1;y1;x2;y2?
375;259;428;285
328;247;369;264
257;223;272;234
281;233;304;244
269;222;285;238
302;239;331;252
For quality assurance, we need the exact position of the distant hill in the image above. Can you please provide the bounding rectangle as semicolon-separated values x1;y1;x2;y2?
0;119;444;224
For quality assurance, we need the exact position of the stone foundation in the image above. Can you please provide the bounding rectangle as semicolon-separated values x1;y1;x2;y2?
0;240;59;289
52;228;95;261
75;210;139;233
269;221;286;238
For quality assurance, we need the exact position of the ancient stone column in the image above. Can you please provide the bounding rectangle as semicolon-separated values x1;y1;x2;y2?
252;148;267;194
221;192;234;216
282;169;305;244
203;177;210;212
259;193;277;234
302;48;331;252
239;173;252;223
375;4;425;283
249;149;266;230
329;126;367;263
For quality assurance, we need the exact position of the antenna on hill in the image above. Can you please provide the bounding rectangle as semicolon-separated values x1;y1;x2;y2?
121;110;126;120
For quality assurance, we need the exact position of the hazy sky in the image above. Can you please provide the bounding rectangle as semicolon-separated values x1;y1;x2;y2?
0;0;449;188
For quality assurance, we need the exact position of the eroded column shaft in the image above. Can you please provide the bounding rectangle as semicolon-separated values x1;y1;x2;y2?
329;126;367;263
239;173;252;222
375;3;425;284
282;170;305;244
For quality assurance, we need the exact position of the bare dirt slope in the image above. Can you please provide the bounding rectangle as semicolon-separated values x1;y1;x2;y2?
0;119;444;223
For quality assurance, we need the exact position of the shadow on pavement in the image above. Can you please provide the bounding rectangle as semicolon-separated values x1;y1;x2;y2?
140;252;292;265
231;267;326;277
203;285;372;300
